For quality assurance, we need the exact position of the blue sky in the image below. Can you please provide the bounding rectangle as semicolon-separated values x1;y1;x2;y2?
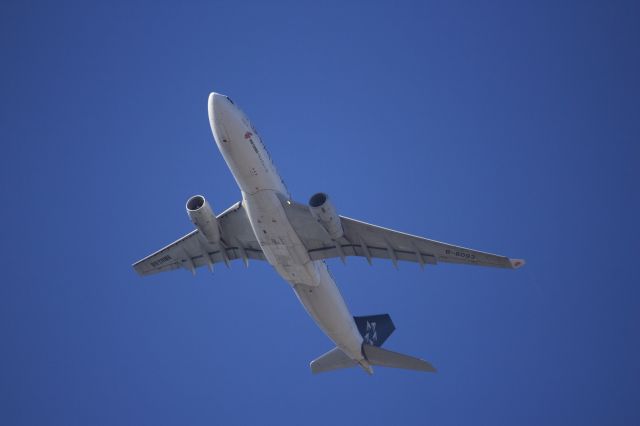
1;1;639;425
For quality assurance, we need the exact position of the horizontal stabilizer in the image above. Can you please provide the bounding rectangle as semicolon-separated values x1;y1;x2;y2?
363;344;436;373
310;347;357;374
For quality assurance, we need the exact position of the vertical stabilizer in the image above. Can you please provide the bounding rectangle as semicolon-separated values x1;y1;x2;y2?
353;314;395;347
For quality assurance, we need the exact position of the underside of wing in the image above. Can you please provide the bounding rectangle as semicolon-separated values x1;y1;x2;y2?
133;201;264;276
337;216;524;269
283;200;524;269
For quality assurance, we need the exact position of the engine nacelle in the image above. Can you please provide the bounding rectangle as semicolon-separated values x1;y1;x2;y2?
308;192;344;240
186;195;221;243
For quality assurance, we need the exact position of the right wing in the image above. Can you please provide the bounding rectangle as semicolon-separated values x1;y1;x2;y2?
133;201;264;276
333;215;524;269
284;201;524;269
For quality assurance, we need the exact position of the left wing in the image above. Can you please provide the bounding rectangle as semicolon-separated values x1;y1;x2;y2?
133;202;264;276
284;201;524;269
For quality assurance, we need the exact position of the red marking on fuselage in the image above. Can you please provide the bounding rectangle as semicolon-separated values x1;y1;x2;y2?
244;131;253;139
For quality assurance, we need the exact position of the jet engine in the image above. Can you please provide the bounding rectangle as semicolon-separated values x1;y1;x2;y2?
186;195;221;243
308;192;344;240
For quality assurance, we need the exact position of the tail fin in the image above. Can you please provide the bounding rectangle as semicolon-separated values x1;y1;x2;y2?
362;344;436;372
310;347;357;374
353;314;395;347
310;313;435;374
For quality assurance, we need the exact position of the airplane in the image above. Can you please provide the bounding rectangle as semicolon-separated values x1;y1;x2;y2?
133;92;525;375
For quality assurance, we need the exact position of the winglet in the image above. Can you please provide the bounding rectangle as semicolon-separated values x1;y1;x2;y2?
510;258;526;269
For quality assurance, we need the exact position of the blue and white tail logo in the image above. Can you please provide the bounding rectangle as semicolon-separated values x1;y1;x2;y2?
354;314;395;347
363;321;378;345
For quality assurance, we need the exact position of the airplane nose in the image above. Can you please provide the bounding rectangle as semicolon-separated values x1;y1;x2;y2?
208;92;227;121
208;92;233;145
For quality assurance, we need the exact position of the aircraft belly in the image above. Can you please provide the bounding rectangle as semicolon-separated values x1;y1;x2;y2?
215;113;288;196
242;190;318;285
293;262;364;359
242;189;363;359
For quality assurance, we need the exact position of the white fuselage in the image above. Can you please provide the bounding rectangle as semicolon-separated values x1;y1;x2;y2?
208;93;365;363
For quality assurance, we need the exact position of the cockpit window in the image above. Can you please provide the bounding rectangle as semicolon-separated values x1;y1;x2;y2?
226;96;234;105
